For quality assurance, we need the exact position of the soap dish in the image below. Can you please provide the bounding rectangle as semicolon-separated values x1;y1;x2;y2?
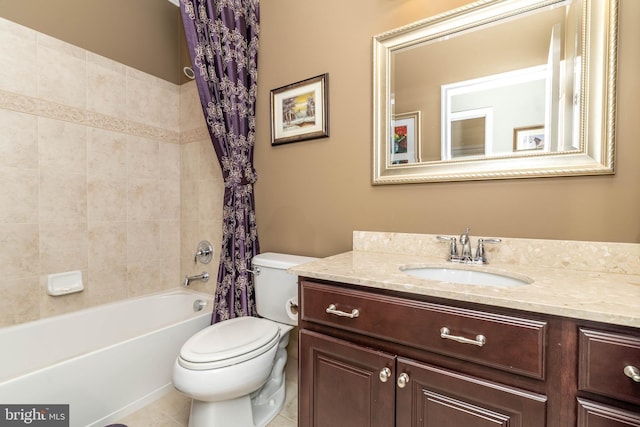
47;270;84;296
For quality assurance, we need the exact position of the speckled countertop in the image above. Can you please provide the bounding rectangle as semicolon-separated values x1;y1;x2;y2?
289;231;640;328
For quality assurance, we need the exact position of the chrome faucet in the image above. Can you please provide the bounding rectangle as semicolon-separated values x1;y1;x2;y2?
459;227;473;258
183;271;209;287
437;228;501;264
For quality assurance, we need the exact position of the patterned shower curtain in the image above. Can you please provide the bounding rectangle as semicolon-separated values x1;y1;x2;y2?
180;0;260;323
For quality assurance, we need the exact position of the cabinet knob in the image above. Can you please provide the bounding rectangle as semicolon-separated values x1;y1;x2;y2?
379;367;392;383
624;365;640;382
397;373;410;388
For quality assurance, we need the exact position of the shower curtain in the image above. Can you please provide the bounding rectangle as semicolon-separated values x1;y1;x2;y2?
180;0;260;323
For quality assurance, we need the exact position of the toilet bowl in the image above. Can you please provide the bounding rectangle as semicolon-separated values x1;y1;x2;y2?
172;252;317;427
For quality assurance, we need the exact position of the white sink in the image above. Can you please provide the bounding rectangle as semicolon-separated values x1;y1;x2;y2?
401;267;530;287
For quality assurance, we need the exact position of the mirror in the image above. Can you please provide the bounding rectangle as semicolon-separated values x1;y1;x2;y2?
373;0;618;184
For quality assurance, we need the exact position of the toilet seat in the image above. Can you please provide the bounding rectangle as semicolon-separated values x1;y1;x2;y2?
178;316;280;371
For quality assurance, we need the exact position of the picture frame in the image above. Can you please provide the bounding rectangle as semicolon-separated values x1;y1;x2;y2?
391;111;421;165
513;125;545;151
270;73;329;145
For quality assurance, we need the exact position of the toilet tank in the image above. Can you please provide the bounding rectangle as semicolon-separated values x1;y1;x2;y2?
253;252;318;326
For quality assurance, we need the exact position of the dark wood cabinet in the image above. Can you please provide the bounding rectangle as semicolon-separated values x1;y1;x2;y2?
299;278;640;426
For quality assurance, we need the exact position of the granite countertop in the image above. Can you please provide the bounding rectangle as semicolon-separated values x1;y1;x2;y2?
289;231;640;328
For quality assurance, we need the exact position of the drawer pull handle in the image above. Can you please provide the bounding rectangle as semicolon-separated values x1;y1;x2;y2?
326;304;360;319
397;373;410;388
379;367;392;383
440;327;486;347
624;365;640;382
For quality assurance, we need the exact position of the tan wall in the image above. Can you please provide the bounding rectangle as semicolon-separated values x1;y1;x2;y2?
255;0;640;258
0;0;188;84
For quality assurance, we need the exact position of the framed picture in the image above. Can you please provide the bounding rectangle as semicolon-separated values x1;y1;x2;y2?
270;73;329;145
513;125;545;151
391;111;421;165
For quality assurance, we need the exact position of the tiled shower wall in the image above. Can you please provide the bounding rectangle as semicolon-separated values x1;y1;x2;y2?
0;17;222;327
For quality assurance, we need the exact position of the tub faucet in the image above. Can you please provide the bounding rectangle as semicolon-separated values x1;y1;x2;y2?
183;272;209;287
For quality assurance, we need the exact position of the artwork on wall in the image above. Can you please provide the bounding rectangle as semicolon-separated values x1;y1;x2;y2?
270;73;329;145
391;111;421;164
513;125;545;151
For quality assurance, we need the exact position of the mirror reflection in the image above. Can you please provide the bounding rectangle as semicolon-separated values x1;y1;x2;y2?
374;0;617;183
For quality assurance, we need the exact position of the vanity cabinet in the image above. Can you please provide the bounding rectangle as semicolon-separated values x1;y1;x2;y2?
298;279;554;426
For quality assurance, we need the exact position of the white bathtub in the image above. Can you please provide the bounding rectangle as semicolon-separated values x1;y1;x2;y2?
0;289;213;427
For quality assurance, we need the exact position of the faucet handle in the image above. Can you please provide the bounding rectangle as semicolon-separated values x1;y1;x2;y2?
476;238;502;264
437;235;458;257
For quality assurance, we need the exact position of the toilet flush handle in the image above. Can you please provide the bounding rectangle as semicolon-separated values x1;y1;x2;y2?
248;267;261;276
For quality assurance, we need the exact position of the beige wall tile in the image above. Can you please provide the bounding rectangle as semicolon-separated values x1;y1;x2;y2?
180;81;203;132
37;33;87;109
127;260;162;296
180;141;200;181
127;135;159;178
180;179;199;221
127;221;159;263
40;169;87;223
158;220;180;260
127;178;159;221
199;178;224;222
0;18;37;97
159;141;181;180
87;52;127;118
0;276;39;327
87;264;128;304
199;139;221;181
88;128;128;177
38;117;87;174
158;178;181;221
39;222;88;274
0;224;39;280
0;109;38;169
88;174;127;222
0;167;38;223
158;257;181;289
125;66;180;131
88;221;127;270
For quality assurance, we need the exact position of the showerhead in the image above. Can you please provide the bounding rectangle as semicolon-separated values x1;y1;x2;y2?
183;66;195;80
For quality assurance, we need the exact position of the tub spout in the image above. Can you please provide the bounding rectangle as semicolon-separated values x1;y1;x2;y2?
183;272;209;287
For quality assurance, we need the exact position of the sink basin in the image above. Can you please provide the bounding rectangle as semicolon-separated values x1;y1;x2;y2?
401;267;530;287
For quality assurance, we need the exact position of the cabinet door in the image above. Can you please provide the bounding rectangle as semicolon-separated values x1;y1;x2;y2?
395;358;547;427
299;330;395;427
577;398;640;427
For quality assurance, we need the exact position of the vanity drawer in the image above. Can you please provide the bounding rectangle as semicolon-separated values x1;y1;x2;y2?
300;280;547;379
579;328;640;405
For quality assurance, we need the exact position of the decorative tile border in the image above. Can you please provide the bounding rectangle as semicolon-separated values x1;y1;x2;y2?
180;126;210;144
0;89;181;144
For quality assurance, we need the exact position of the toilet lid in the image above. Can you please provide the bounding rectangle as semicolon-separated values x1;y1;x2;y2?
179;316;280;367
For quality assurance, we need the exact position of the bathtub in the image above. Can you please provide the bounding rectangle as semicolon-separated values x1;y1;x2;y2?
0;289;213;427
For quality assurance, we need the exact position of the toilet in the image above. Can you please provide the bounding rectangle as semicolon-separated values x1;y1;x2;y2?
172;252;317;427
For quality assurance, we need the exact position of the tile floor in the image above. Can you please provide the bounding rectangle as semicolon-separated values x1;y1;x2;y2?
115;358;298;427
